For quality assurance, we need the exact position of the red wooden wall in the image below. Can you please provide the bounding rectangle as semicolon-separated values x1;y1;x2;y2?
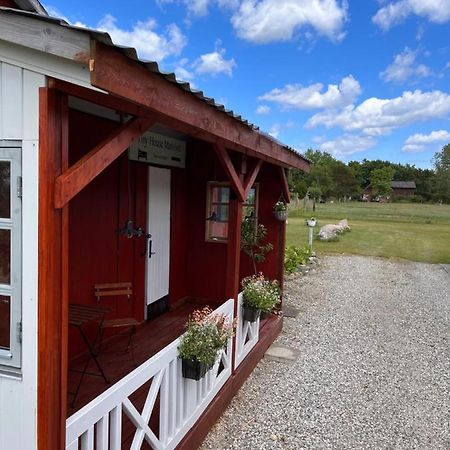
67;108;285;358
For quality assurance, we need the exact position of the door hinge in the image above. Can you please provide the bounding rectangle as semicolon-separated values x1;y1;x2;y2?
17;322;22;343
17;176;22;198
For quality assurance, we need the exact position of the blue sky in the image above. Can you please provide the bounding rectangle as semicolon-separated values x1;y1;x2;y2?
45;0;450;168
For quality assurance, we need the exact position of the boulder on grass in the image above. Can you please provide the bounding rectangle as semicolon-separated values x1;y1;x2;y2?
318;219;350;241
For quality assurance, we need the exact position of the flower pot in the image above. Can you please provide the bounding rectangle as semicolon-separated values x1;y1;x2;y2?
181;358;208;380
260;310;270;320
242;305;261;322
274;210;288;221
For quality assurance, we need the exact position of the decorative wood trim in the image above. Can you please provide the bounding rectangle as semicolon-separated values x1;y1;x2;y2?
54;115;155;208
243;159;263;199
38;87;66;450
279;166;291;202
91;41;310;172
213;144;245;202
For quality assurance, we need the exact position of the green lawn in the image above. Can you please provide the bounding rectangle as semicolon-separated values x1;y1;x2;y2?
286;202;450;264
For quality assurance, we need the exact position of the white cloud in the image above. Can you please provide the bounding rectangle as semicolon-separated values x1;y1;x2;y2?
317;134;376;157
373;0;450;31
402;129;450;152
193;45;236;77
158;0;239;17
45;5;87;27
306;90;450;136
269;123;281;138
231;0;348;44
380;48;432;83
256;105;271;115
173;58;195;84
97;14;186;61
259;75;361;110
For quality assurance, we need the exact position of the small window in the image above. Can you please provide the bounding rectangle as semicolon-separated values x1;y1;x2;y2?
205;182;258;242
0;147;21;371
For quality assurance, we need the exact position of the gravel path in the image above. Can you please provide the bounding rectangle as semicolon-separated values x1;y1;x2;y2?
200;256;450;450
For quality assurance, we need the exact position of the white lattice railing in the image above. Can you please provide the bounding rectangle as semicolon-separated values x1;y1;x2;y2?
66;299;234;450
235;292;260;367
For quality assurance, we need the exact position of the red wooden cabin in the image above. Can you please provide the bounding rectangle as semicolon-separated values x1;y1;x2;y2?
0;2;310;449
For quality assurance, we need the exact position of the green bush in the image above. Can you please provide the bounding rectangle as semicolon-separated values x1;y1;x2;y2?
284;245;312;274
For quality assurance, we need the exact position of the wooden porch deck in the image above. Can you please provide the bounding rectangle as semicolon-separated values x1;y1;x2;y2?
67;300;213;417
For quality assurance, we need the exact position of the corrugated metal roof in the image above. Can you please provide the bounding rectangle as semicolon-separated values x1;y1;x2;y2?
13;0;47;15
0;6;310;165
391;181;416;189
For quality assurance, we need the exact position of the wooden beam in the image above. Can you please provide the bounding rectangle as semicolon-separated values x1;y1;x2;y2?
90;41;310;172
49;78;310;173
54;115;155;208
213;144;245;202
243;159;263;199
0;10;90;63
38;87;65;450
279;167;291;203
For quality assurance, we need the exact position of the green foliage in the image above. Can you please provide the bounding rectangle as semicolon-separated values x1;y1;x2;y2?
241;218;273;274
178;307;233;366
370;166;396;197
432;144;450;203
241;274;280;313
284;245;312;274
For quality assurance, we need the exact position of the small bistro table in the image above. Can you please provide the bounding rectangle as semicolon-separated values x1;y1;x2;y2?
68;303;110;406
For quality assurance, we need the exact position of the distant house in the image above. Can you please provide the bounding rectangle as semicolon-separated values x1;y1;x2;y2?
390;181;417;198
363;181;416;201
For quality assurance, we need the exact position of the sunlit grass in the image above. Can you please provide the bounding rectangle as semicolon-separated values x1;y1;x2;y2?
286;202;450;264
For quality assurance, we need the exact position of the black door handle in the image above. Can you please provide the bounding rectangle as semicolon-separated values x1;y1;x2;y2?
141;233;152;257
148;237;156;259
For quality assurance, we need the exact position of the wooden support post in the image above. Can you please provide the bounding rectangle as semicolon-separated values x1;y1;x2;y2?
38;87;68;450
226;195;243;374
213;144;245;202
54;115;155;208
278;166;291;203
243;159;263;199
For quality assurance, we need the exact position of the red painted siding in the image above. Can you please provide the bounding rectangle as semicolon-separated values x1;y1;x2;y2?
66;111;286;357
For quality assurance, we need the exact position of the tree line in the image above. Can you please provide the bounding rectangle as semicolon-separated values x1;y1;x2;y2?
289;144;450;203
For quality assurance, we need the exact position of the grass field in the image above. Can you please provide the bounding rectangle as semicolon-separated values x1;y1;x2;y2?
286;202;450;264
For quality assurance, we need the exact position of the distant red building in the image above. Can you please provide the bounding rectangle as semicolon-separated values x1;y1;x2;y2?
363;181;416;201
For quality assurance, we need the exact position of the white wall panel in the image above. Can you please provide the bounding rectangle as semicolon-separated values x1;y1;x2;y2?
0;61;44;450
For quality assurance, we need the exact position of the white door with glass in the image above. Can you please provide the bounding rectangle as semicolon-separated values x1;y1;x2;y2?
146;166;171;307
0;146;21;369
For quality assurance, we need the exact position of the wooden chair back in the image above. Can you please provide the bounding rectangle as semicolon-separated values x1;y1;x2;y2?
94;282;132;303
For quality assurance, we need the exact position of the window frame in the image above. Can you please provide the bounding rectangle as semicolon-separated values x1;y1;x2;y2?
0;144;22;372
205;181;259;243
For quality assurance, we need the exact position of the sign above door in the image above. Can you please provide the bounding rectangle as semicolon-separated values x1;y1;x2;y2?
129;131;186;168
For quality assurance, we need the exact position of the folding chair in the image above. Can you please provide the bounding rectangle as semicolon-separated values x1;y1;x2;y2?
95;282;138;366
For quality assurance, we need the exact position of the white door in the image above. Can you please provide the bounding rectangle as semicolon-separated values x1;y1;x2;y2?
146;166;171;306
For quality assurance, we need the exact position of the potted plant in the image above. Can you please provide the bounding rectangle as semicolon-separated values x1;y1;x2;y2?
306;217;317;227
241;274;281;322
178;307;233;380
273;201;288;221
241;218;273;275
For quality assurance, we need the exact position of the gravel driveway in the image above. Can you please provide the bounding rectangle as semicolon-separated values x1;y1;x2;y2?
200;256;450;450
